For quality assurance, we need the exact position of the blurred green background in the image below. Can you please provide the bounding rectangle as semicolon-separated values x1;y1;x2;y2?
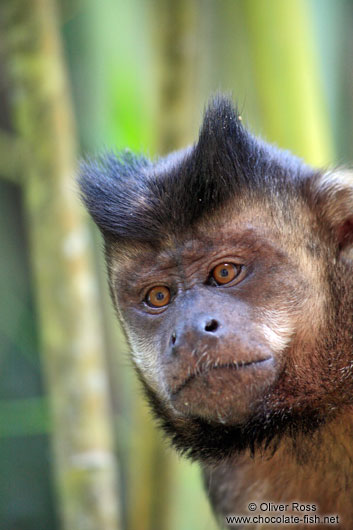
0;1;352;529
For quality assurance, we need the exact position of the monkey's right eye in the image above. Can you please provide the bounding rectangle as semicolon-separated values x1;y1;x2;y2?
145;286;171;308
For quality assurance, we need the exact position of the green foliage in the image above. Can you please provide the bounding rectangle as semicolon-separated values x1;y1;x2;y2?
0;398;50;438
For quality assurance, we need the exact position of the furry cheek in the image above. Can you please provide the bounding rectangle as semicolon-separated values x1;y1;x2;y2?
125;328;170;399
259;310;294;354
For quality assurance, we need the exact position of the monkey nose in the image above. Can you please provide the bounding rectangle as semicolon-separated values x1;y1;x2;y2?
169;317;221;351
204;319;219;332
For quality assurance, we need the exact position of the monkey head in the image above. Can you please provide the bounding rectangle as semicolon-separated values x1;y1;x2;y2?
79;96;353;462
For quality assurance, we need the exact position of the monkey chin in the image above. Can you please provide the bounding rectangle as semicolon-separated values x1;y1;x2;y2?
170;357;276;425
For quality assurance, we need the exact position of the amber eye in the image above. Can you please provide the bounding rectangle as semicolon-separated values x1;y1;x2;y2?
146;286;171;308
212;263;240;285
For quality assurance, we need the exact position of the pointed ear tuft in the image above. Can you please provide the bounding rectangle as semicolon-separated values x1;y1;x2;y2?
310;170;353;251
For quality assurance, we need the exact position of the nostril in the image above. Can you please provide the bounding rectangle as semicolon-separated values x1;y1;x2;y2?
171;332;177;345
205;319;219;333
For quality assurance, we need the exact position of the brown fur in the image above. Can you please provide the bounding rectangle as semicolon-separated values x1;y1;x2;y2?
107;197;353;527
79;98;353;529
204;411;353;528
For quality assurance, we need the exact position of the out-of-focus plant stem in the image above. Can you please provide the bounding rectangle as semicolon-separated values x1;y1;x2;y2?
0;1;121;529
242;0;333;166
0;130;25;183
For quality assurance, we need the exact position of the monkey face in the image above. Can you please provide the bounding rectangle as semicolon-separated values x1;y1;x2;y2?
109;209;322;428
79;96;353;459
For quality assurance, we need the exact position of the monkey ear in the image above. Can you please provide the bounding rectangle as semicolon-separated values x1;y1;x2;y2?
310;170;353;251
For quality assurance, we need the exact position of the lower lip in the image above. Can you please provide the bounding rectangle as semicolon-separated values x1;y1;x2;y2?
172;356;273;397
170;357;275;423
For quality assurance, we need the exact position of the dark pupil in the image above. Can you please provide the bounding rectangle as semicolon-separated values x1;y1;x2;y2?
220;268;229;277
156;291;165;301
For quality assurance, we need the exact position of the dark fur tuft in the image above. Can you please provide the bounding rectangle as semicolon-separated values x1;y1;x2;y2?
78;151;152;237
138;371;327;464
78;95;311;242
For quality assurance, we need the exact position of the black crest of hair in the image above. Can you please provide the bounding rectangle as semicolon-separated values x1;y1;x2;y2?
78;94;313;243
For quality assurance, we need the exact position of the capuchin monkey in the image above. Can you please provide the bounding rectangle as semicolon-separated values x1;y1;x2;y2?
79;96;353;529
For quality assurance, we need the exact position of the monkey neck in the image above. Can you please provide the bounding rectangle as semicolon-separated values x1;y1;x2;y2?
205;408;353;526
255;408;353;496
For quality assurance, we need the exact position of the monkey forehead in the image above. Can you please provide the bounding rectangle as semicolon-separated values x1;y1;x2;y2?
109;195;303;254
108;214;297;278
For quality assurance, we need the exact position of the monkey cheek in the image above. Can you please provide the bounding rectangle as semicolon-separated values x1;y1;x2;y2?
169;361;276;425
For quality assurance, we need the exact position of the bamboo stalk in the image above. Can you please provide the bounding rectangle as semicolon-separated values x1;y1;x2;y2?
242;0;333;166
0;1;121;528
0;129;26;183
152;0;200;153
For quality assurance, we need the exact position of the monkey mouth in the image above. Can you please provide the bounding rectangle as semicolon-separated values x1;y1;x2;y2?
169;355;275;424
171;356;273;397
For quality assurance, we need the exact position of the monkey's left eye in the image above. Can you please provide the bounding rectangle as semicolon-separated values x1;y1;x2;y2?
211;263;242;285
145;286;171;308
